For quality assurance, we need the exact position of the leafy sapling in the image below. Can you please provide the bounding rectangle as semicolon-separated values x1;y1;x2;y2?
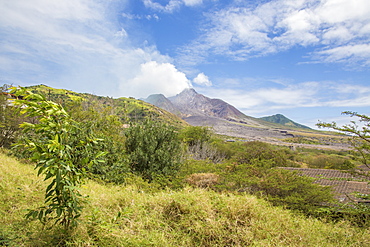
12;87;105;230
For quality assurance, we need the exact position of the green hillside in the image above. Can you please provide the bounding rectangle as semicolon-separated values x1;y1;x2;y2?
1;152;369;246
260;114;311;129
25;84;188;128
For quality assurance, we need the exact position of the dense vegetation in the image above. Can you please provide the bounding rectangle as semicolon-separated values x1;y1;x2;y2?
1;153;369;246
1;85;369;245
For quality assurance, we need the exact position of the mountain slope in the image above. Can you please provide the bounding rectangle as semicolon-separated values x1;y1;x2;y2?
142;88;335;143
145;88;264;126
144;93;181;116
260;114;311;129
25;84;188;128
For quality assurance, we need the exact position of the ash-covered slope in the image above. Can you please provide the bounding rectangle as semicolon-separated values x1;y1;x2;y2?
143;88;339;144
144;93;180;115
145;88;264;126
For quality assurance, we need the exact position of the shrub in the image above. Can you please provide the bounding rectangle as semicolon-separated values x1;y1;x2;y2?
304;154;355;170
124;119;183;182
0;84;26;148
67;100;130;184
179;126;212;146
252;168;335;213
186;141;227;163
216;163;335;214
318;111;370;172
231;141;288;167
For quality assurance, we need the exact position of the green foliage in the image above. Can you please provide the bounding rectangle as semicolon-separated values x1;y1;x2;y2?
2;152;370;246
180;126;229;163
216;164;335;214
26;84;188;129
0;84;26;148
250;168;335;212
179;126;212;146
124;119;183;182
12;87;105;230
66;100;130;184
303;153;355;170
231;141;289;167
175;159;225;187
260;113;311;129
317;112;370;222
283;136;322;145
318;111;370;171
177;157;334;215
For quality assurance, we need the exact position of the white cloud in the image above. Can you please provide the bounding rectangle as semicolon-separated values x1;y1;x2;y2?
143;0;182;13
0;0;192;98
200;80;370;115
115;28;128;38
183;0;203;6
179;0;370;67
142;0;204;13
313;44;370;66
193;73;212;86
326;96;370;107
122;12;159;21
125;61;191;98
335;84;370;94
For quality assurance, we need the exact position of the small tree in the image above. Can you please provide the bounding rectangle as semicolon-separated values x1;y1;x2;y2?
179;126;212;146
317;112;370;225
317;111;370;174
232;141;288;167
66;100;129;184
125;119;182;182
12;87;105;230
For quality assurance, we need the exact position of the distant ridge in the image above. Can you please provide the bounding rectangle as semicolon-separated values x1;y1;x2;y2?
259;114;311;129
24;84;189;128
144;88;263;126
144;94;180;115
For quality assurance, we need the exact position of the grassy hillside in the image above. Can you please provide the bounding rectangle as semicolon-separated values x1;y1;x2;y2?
260;114;311;129
25;84;188;128
1;151;369;246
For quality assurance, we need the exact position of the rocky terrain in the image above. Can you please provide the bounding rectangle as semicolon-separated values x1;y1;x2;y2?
144;88;350;150
144;88;264;126
185;115;350;150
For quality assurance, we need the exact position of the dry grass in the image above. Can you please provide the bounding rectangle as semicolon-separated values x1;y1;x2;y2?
1;151;370;246
185;173;219;188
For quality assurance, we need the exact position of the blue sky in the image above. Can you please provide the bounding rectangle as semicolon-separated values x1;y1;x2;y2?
1;0;370;128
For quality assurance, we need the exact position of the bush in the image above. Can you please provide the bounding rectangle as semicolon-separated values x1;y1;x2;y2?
0;84;26;148
179;126;212;147
231;141;288;167
186;141;227;163
124;119;183;182
318;111;370;173
215;163;335;214
304;154;355;170
67;100;130;184
251;168;335;213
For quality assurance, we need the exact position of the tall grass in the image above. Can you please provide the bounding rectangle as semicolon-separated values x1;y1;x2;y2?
1;151;369;246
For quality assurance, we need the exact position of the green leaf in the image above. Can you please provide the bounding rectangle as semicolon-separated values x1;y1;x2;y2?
38;210;44;222
56;170;61;186
46;180;55;193
57;207;62;217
